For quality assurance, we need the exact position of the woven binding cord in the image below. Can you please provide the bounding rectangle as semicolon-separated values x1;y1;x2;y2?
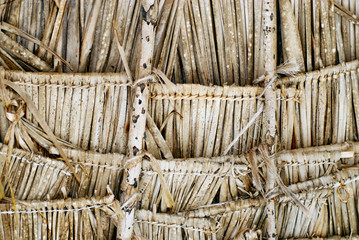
282;159;337;168
1;152;72;176
0;202;114;215
12;81;131;89
150;94;300;102
134;219;219;234
142;167;248;178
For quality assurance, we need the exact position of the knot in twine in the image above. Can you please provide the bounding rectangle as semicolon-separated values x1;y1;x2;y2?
4;99;25;123
336;180;351;203
333;165;354;203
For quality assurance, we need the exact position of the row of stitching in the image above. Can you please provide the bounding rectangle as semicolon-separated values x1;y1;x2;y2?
0;202;114;215
0;152;72;176
11;82;131;88
134;219;216;233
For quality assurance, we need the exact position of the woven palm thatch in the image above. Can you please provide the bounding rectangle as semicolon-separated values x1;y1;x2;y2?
0;0;142;73
286;0;359;70
147;59;359;162
275;59;359;148
0;140;124;200
0;38;358;240
1;0;359;240
138;141;357;213
1;0;359;86
64;147;124;198
148;84;280;158
179;141;359;239
0;142;70;200
0;69;131;154
0;195;123;239
134;209;218;240
186;189;333;239
139;155;247;212
185;167;359;238
0;0;265;85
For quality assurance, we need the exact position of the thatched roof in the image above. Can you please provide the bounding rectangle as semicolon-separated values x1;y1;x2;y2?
0;0;358;239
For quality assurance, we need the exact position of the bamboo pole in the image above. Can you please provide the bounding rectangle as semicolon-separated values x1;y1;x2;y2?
119;1;157;239
263;0;277;239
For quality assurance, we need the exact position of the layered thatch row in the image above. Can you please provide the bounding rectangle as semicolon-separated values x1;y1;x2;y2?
138;141;357;214
149;84;273;158
1;0;358;85
0;143;71;200
136;164;359;239
276;59;359;148
185;165;359;239
134;209;218;240
187;189;333;239
0;69;131;154
0;142;124;200
148;59;359;159
139;155;247;212
65;147;124;198
0;195;122;239
276;142;355;185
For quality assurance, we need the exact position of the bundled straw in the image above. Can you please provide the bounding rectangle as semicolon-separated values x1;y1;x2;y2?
0;194;123;239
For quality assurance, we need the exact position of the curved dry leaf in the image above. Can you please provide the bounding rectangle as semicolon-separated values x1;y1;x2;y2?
0;22;73;71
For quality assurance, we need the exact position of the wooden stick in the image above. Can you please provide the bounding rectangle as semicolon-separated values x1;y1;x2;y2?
119;1;157;239
263;0;277;239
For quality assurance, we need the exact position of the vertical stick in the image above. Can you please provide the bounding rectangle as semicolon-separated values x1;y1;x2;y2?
119;1;157;239
263;0;277;239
